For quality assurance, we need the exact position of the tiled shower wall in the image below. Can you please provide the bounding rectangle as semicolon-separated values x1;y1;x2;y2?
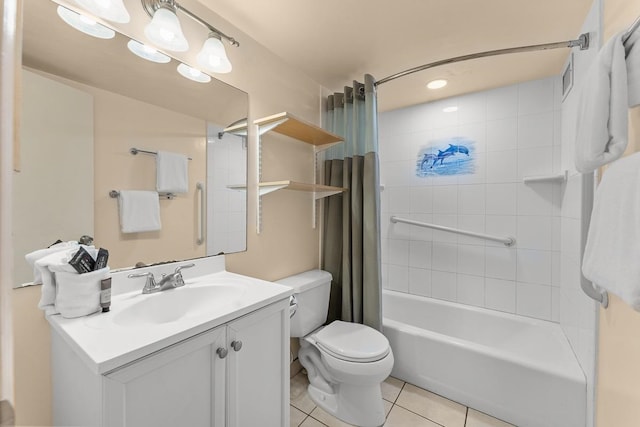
379;76;564;322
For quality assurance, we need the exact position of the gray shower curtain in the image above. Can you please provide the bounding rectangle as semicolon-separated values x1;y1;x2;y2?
322;74;382;331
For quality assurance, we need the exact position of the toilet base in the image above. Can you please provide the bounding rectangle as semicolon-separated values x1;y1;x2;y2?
307;382;386;427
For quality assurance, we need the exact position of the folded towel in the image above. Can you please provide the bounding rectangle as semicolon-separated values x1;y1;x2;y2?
55;267;109;318
582;153;640;310
25;241;78;285
575;32;629;173
118;190;162;233
625;27;640;107
36;245;97;314
156;150;189;193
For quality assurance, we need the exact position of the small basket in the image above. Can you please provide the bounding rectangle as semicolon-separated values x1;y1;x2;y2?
54;267;110;318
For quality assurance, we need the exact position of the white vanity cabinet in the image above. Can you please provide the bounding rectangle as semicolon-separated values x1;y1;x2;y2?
51;298;290;427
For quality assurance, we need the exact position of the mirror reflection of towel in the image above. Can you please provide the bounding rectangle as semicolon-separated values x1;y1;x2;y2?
118;190;161;233
156;151;189;193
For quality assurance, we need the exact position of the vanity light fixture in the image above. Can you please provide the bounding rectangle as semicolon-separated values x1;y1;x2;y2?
142;0;239;70
197;33;232;73
57;6;115;39
127;40;171;63
177;63;211;83
73;0;130;23
443;106;458;113
427;79;448;90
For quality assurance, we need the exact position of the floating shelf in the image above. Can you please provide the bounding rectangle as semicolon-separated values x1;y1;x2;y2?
228;181;345;199
523;170;568;184
254;112;343;150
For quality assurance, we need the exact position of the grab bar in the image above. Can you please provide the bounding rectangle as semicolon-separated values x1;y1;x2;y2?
196;182;205;245
390;216;516;247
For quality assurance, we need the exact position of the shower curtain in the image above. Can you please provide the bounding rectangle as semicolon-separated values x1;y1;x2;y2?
322;74;382;331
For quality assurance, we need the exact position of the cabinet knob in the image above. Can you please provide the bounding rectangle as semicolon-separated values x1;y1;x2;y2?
231;340;243;352
216;347;228;359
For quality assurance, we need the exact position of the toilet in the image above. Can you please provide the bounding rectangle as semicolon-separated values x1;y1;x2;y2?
278;270;393;427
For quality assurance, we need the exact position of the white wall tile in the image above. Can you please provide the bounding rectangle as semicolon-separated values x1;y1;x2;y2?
486;183;517;215
486;118;518;152
431;214;458;243
518;78;555;116
485;246;517;280
517;216;553;250
387;265;409;292
486;150;517;183
388;239;409;266
431;270;457;302
516;282;552;320
432;185;458;213
485;278;516;313
407;213;434;242
457;151;486;185
409;267;432;297
459;122;486;153
458;92;487;125
457;274;485;307
518;112;554;149
485;215;517;248
432;242;458;272
458;184;486;214
516;147;553;181
517;183;553;216
457;214;486;245
457;245;485;276
410;186;433;213
409;240;432;269
517;249;552;285
486;84;518;120
388;186;412;214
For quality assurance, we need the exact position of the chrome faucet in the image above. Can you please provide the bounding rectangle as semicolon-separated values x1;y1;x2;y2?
128;263;196;294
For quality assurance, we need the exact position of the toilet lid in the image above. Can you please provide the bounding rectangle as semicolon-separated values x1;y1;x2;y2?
314;321;390;363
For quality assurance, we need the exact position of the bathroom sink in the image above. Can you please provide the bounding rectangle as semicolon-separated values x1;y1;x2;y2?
113;284;245;326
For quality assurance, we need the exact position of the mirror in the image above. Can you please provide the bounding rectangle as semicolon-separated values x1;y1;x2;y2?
13;0;248;287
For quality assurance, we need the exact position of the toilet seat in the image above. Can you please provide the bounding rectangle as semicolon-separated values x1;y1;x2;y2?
312;321;390;363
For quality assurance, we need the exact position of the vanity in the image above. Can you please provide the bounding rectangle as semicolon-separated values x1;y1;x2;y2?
48;256;292;427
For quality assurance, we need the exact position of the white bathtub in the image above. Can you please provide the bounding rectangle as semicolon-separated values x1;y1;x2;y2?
382;290;586;427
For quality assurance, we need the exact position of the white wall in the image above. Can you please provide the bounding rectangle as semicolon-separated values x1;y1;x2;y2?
379;76;563;322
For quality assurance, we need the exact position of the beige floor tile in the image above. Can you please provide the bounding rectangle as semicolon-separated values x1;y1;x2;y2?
395;383;467;427
384;400;393;417
381;376;405;403
466;409;516;427
291;405;309;427
301;416;328;427
291;372;317;414
383;405;441;427
310;406;356;427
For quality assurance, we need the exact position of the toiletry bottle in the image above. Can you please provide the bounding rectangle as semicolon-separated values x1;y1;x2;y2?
100;277;111;312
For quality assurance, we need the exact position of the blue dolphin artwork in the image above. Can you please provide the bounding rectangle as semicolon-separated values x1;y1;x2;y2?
416;137;475;177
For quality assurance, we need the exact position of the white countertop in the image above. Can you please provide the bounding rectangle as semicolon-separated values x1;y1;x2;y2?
47;269;293;375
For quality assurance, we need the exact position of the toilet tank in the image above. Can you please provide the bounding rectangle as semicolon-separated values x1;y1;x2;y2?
276;270;332;337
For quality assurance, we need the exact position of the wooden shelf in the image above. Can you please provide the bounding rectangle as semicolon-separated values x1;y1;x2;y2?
254;112;343;148
259;180;345;199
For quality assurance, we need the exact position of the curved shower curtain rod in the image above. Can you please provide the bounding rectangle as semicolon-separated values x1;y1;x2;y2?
374;33;590;87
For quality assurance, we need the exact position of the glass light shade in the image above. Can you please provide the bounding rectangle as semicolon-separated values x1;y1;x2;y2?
427;79;448;90
57;6;115;39
177;63;211;83
144;6;189;52
127;40;171;63
73;0;130;23
196;36;232;73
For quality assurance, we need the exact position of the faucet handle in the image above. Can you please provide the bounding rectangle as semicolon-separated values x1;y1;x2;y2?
173;263;195;287
128;271;157;294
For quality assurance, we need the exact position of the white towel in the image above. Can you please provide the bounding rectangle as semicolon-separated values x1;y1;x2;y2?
575;32;629;173
55;267;109;319
25;240;78;285
582;153;640;310
36;245;97;315
156;151;189;193
118;190;162;233
625;27;640;107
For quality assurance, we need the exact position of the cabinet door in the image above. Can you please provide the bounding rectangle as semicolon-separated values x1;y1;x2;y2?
226;299;290;427
103;326;227;427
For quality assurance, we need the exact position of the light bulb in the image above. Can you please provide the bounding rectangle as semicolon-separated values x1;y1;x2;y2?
427;79;448;90
196;35;232;74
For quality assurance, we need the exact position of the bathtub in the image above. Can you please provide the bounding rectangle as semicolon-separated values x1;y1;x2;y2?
382;290;586;427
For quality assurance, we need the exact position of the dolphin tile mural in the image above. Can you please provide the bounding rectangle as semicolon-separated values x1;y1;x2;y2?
416;137;476;177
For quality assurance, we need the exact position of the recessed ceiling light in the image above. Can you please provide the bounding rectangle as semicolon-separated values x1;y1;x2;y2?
443;106;458;113
127;40;171;63
177;63;211;83
427;79;448;90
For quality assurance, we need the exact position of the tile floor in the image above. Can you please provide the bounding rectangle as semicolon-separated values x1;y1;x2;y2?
290;372;516;427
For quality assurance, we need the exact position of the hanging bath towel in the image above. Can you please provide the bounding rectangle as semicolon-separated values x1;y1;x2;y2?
156;150;189;193
118;190;162;233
